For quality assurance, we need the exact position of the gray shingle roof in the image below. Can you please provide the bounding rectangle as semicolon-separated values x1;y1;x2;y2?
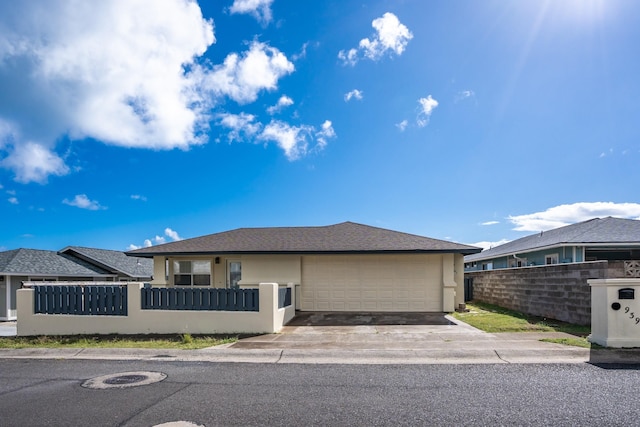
59;247;153;278
127;221;482;257
0;248;112;276
465;217;640;262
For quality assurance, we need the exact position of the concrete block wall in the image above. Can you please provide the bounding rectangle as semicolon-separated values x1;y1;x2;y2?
465;261;619;326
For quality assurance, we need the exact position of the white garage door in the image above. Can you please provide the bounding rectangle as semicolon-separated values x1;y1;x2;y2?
300;254;442;312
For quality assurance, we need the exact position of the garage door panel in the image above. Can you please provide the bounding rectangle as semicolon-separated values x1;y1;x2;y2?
332;290;345;299
316;290;330;299
362;290;378;299
412;301;431;310
301;255;442;312
379;290;393;299
394;302;410;310
378;301;394;311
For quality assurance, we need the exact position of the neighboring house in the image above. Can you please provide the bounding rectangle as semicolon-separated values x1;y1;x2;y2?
59;246;154;280
127;221;481;313
0;247;153;320
464;217;640;272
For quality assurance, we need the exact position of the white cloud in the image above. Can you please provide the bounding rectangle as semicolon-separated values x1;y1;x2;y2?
291;42;310;62
8;197;18;204
339;13;413;66
1;142;70;183
455;90;475;102
315;120;336;149
0;2;329;183
344;89;363;102
205;41;294;104
229;0;274;25
416;95;439;127
62;194;105;210
259;121;313;160
481;221;499;226
164;227;182;241
508;202;640;232
152;235;166;245
267;95;294;114
258;119;336;160
0;0;216;183
337;48;359;66
131;194;147;202
599;148;614;158
128;227;182;251
217;112;262;142
396;120;408;132
470;239;512;251
219;114;335;158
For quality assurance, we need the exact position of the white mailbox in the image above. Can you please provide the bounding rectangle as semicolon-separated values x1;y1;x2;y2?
589;279;640;348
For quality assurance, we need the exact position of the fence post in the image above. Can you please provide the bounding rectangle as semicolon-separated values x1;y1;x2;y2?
258;283;278;333
16;288;35;336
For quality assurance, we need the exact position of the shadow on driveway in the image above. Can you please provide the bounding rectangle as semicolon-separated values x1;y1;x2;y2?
286;312;455;327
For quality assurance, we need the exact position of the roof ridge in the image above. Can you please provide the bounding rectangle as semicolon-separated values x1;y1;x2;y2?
64;246;123;254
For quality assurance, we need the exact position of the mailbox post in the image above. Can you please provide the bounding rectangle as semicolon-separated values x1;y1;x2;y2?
588;279;640;348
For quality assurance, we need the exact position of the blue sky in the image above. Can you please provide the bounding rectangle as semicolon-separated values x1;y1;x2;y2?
1;0;640;252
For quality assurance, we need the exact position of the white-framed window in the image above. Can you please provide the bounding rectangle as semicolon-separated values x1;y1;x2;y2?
173;260;211;286
482;262;493;271
545;254;559;265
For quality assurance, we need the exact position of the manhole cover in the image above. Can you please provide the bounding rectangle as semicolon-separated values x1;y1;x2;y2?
154;422;204;427
82;371;167;390
103;374;149;385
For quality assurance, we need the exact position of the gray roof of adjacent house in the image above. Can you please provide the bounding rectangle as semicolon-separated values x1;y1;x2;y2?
127;221;482;257
465;217;640;262
59;246;153;278
0;248;112;277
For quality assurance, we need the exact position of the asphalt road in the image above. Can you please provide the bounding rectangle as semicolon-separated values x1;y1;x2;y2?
1;359;639;426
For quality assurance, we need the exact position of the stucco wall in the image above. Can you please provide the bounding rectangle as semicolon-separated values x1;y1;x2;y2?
17;283;296;336
465;261;621;326
589;278;640;347
239;255;301;286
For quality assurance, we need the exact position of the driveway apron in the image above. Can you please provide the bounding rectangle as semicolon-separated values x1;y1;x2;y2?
230;312;491;350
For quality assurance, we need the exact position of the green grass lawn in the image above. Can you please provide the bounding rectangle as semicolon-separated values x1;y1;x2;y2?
0;333;238;350
452;301;595;348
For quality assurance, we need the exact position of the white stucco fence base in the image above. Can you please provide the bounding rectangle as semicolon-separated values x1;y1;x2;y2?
589;279;640;348
16;283;295;336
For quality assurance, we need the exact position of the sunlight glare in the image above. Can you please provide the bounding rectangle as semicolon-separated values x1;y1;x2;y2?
558;0;608;24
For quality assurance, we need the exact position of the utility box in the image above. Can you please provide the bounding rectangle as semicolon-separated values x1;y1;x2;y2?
589;279;640;348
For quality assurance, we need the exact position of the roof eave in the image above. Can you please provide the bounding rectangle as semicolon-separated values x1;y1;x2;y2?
127;248;481;257
465;240;640;262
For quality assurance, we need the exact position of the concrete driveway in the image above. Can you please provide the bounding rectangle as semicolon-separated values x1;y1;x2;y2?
231;311;488;350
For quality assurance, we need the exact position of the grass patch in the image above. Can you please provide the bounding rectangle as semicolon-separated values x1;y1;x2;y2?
540;337;601;349
452;301;591;336
0;334;239;350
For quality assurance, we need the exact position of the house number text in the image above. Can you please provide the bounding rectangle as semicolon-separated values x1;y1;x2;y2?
624;307;640;325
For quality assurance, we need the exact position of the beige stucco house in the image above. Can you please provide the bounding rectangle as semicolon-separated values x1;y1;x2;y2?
127;222;481;313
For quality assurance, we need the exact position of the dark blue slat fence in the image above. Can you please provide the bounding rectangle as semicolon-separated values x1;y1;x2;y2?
141;287;259;311
278;287;292;308
33;285;128;316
